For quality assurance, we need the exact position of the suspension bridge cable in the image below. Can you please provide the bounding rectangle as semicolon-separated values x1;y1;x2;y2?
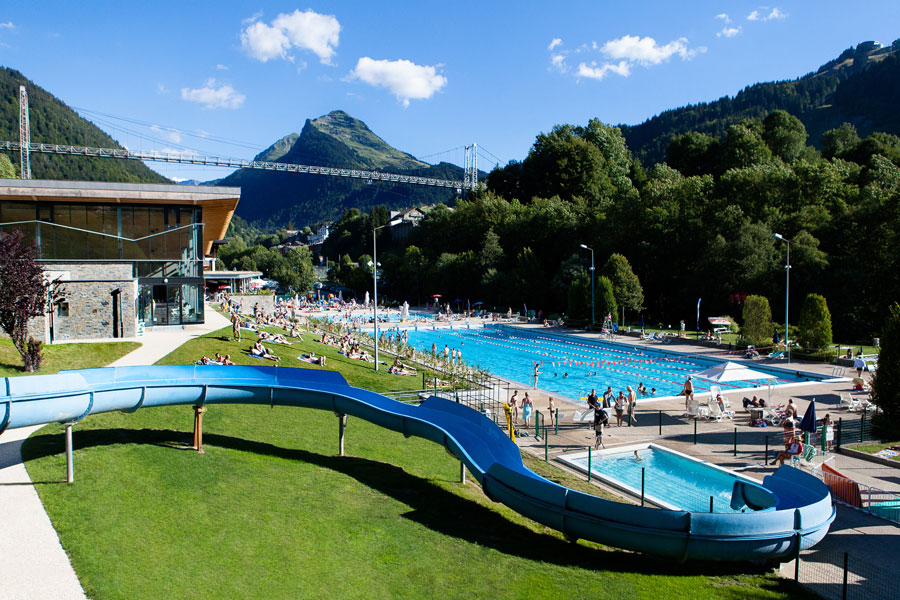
476;145;505;165
72;106;266;151
415;146;465;161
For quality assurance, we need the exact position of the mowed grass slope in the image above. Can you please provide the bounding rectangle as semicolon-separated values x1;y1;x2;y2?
22;327;813;599
0;338;140;377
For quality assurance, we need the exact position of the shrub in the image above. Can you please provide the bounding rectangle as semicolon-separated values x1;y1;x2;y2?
742;295;773;346
798;293;833;350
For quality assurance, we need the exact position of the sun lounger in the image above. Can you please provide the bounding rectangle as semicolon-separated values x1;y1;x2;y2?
684;399;707;419
767;350;785;359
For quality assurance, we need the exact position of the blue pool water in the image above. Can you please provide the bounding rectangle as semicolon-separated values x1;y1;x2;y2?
393;325;818;400
566;446;757;513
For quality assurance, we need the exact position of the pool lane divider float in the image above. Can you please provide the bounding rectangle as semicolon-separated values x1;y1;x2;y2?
438;327;789;390
0;365;834;562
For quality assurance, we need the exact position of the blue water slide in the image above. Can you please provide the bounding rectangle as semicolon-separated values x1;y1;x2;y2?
0;365;834;562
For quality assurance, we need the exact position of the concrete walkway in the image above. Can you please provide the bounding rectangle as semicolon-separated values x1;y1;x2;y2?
0;306;230;600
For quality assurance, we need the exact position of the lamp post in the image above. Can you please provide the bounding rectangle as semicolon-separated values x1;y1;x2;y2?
773;233;791;363
580;244;595;326
373;224;387;371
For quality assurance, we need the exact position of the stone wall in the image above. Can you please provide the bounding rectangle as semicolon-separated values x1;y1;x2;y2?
34;262;138;342
227;294;276;315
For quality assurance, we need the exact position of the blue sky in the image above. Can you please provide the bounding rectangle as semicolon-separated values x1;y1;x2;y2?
1;1;899;181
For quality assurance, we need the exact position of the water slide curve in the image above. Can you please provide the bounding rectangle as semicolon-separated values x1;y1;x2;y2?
0;364;834;562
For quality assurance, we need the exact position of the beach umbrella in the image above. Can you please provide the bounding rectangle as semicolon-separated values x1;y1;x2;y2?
797;399;817;434
691;361;776;403
691;361;772;383
473;301;484;306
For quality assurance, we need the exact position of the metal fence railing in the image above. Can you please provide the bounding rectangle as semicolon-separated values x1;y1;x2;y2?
810;466;900;524
786;547;900;600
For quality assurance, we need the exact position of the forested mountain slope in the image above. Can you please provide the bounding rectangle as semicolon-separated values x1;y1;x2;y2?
0;67;169;183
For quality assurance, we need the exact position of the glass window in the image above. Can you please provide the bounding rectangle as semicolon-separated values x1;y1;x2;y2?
0;202;35;223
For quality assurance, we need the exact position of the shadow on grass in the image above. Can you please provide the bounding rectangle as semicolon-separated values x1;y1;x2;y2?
22;427;800;585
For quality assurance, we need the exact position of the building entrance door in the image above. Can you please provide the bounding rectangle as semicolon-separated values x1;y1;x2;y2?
152;285;168;325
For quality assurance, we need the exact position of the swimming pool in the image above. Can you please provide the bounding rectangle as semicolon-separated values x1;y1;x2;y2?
395;324;822;400
560;445;763;513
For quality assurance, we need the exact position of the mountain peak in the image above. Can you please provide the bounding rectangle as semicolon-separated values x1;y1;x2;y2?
307;110;428;171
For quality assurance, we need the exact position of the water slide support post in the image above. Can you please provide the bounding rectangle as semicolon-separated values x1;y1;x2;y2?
338;413;347;456
65;422;74;484
193;406;206;454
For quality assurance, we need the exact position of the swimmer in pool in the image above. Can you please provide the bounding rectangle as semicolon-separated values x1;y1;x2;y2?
633;450;643;462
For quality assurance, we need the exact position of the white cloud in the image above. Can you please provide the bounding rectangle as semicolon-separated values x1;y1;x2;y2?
241;9;340;65
180;78;245;109
601;35;704;65
241;21;290;62
717;26;742;38
349;57;447;107
150;125;182;144
715;13;731;23
576;61;631;80
550;53;567;72
216;64;228;70
748;7;787;21
157;83;169;94
551;33;703;83
548;37;562;51
0;22;14;30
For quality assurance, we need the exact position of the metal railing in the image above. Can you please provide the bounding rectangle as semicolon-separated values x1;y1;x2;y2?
787;547;900;600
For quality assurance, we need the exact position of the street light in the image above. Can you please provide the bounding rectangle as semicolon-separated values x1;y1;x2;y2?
372;224;387;371
773;233;791;363
579;244;595;326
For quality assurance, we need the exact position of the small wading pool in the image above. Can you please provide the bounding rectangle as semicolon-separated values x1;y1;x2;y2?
560;444;764;513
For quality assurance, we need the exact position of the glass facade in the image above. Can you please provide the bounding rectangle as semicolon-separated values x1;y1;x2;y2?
0;200;205;326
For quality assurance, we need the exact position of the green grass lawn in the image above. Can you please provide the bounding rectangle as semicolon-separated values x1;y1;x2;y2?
852;441;900;461
0;337;140;377
21;326;814;599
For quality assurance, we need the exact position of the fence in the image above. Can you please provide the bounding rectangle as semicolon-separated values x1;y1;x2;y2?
786;547;900;600
810;466;900;524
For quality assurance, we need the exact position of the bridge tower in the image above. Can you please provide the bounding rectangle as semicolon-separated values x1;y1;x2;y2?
18;85;31;179
464;143;477;192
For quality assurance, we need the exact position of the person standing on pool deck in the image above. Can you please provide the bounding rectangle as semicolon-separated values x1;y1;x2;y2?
547;397;556;427
626;385;638;425
587;389;600;410
614;391;626;426
522;392;534;428
602;386;613;408
681;376;694;409
509;390;519;423
533;361;541;389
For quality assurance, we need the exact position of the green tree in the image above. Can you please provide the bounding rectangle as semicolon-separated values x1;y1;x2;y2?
566;273;590;321
0;154;16;178
797;293;833;349
742;295;774;346
479;227;504;270
721;121;773;171
763;110;808;163
596;276;617;324
821;123;860;159
872;302;900;429
602;254;643;325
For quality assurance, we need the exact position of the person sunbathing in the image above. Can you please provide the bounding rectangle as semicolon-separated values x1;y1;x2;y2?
259;331;291;345
771;436;803;466
250;340;279;361
299;352;326;366
222;354;235;365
